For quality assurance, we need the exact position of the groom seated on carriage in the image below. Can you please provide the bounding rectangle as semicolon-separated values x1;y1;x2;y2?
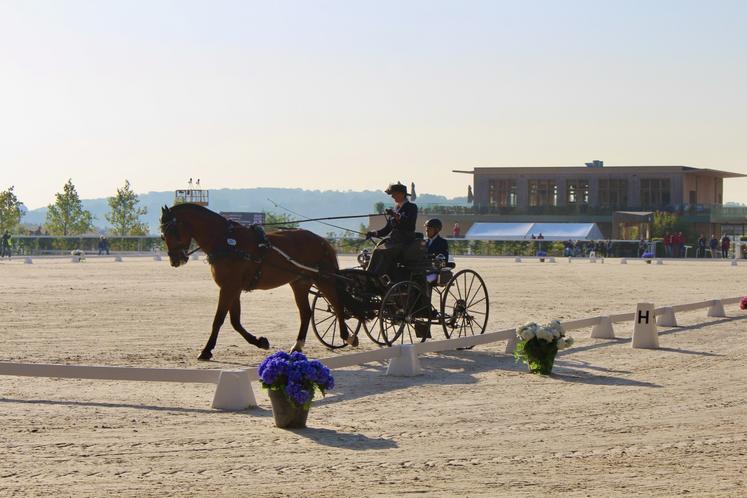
365;182;420;282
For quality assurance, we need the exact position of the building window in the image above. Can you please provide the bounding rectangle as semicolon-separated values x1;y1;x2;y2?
528;179;558;207
566;179;589;204
640;178;671;208
599;179;628;209
489;179;517;208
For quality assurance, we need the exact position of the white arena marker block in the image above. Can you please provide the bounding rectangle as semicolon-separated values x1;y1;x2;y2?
632;303;659;349
549;257;556;263
707;300;726;318
657;307;677;327
731;260;738;267
191;253;200;261
589;257;597;263
24;256;32;264
504;333;518;354
212;370;256;410
620;258;627;264
514;256;522;263
600;258;604;264
656;259;663;265
71;256;80;263
153;254;162;261
386;345;422;377
591;316;615;339
568;257;572;263
114;256;123;262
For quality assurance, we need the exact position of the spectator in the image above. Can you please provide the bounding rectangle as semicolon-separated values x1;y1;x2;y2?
675;232;685;258
709;235;719;258
664;232;672;258
638;238;646;257
606;239;614;257
98;236;110;256
0;231;11;259
721;234;731;258
697;234;706;258
452;222;461;238
564;239;573;257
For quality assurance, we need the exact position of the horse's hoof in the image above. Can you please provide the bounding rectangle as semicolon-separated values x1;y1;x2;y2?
291;340;304;353
257;337;270;350
198;353;212;361
345;335;359;347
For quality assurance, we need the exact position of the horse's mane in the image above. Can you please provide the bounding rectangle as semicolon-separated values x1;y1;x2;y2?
162;203;227;227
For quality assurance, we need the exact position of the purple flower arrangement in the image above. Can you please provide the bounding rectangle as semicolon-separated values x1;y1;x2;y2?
258;351;334;409
641;251;654;258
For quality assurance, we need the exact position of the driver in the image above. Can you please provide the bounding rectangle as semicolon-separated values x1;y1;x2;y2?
365;182;418;278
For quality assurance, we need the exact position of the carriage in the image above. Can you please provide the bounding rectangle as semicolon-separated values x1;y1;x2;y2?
309;237;490;349
159;203;489;359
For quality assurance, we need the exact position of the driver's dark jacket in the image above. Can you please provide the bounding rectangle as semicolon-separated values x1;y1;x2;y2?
372;201;418;243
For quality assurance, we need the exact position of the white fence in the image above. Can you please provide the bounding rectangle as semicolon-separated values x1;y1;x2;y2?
0;296;742;411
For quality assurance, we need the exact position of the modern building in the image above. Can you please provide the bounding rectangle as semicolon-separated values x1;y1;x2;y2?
444;162;747;239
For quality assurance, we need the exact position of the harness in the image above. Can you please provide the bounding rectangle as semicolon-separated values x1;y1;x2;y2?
207;222;324;291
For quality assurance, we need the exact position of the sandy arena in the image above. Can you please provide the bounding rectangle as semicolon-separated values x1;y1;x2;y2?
1;255;746;497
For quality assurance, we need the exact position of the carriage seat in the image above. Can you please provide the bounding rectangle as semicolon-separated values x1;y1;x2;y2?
398;238;429;271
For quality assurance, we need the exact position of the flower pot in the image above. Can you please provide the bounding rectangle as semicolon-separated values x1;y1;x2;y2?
524;339;559;375
527;350;557;375
645;259;652;264
539;258;545;263
268;389;309;428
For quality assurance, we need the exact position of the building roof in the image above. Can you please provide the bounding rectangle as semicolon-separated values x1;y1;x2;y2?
466;222;604;241
453;166;746;178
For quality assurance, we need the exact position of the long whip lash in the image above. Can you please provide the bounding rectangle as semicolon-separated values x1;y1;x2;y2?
264;198;380;235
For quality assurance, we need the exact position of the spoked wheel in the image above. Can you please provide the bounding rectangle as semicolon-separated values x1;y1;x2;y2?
311;290;362;349
362;313;390;347
440;269;489;343
379;281;431;346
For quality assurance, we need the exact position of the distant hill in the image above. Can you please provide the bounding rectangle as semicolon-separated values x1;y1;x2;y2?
21;188;469;236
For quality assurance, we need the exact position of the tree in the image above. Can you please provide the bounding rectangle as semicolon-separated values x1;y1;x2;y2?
263;212;299;232
374;202;386;214
105;180;149;235
45;179;94;235
650;211;678;238
0;186;23;233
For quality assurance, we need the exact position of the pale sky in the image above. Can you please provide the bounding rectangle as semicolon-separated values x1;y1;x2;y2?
1;0;745;209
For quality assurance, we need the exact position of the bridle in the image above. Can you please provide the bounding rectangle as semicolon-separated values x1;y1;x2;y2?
161;216;201;259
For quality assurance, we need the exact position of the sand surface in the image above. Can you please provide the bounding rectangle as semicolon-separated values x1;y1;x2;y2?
1;255;746;497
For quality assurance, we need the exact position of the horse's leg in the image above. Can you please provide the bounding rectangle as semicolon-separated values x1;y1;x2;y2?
199;287;239;361
289;280;313;352
228;296;270;350
314;278;358;347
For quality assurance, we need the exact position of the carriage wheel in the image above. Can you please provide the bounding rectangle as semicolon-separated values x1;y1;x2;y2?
379;281;430;346
362;314;390;346
440;269;489;343
311;290;362;349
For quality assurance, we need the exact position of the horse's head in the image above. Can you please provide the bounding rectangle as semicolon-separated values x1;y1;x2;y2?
160;205;191;267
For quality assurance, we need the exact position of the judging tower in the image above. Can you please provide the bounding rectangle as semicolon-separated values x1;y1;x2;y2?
174;178;209;206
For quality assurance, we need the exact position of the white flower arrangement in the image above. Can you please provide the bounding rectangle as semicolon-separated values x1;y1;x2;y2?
514;320;574;374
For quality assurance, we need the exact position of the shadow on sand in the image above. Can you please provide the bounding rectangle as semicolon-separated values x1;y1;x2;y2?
286;427;398;450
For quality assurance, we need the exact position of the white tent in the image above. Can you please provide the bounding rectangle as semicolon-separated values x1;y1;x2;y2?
465;222;604;241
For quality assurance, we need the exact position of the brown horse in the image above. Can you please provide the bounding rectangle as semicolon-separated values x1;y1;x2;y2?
160;203;355;360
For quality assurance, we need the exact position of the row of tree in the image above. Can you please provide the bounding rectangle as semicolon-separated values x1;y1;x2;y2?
0;179;148;236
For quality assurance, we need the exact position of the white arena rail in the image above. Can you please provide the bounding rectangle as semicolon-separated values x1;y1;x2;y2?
0;362;253;411
1;296;742;411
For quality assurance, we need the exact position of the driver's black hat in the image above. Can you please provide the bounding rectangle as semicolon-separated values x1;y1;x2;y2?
384;182;409;196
